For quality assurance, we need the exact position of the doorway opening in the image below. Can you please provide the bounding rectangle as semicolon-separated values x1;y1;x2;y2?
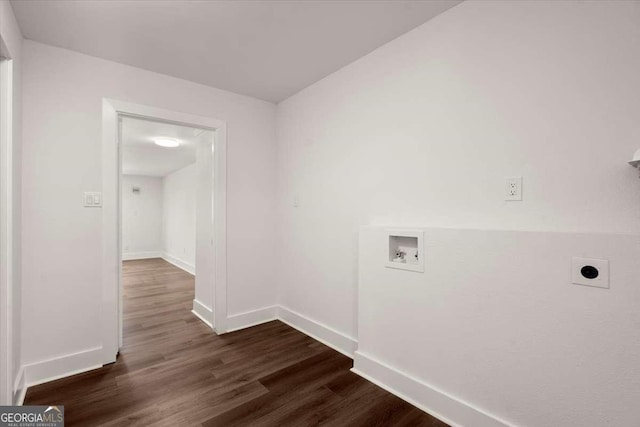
102;100;227;365
119;116;215;349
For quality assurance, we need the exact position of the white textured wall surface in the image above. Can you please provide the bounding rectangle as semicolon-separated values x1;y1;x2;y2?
195;134;214;309
121;175;163;257
276;1;640;425
163;164;196;268
276;0;640;343
358;227;640;427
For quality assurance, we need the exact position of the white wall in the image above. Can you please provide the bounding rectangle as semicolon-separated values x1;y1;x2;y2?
162;164;196;272
21;40;277;373
0;0;23;405
358;227;640;427
276;1;640;425
121;175;163;260
195;134;214;312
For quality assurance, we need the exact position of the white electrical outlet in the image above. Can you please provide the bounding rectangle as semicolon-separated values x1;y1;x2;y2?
505;176;522;201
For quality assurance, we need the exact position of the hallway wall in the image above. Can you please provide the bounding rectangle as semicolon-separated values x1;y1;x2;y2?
20;40;277;377
194;134;215;313
162;164;196;273
121;175;163;260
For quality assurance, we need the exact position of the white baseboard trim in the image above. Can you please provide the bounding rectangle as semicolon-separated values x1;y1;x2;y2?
352;351;514;427
13;366;25;405
277;306;357;358
225;305;278;333
16;309;512;427
192;299;213;328
161;253;195;275
23;347;103;388
122;251;162;261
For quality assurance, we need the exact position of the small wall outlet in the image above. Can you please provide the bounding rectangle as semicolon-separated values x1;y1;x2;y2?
572;257;609;289
505;176;523;201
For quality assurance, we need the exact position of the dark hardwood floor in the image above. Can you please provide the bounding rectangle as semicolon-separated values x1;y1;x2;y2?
25;258;447;426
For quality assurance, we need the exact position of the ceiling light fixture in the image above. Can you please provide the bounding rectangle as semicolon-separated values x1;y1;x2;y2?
154;137;180;148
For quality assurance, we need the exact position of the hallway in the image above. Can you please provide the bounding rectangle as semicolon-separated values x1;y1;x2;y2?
24;259;445;426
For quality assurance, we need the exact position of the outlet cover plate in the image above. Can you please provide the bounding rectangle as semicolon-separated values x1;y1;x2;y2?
572;257;609;289
505;176;523;201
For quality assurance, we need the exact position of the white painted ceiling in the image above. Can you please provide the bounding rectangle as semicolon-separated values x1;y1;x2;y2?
121;116;210;177
10;0;462;102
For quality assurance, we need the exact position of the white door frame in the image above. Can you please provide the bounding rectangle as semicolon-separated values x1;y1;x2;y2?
101;99;228;365
0;54;14;405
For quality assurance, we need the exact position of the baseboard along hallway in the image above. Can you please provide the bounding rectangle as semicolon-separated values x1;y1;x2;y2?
23;259;446;426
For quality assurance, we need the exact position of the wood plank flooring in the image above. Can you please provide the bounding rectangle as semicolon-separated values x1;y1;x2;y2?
24;258;448;426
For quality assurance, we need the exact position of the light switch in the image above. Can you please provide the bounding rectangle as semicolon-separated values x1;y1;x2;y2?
84;192;103;207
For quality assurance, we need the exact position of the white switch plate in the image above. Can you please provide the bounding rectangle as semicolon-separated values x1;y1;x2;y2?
572;257;609;289
84;192;103;207
505;176;523;201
